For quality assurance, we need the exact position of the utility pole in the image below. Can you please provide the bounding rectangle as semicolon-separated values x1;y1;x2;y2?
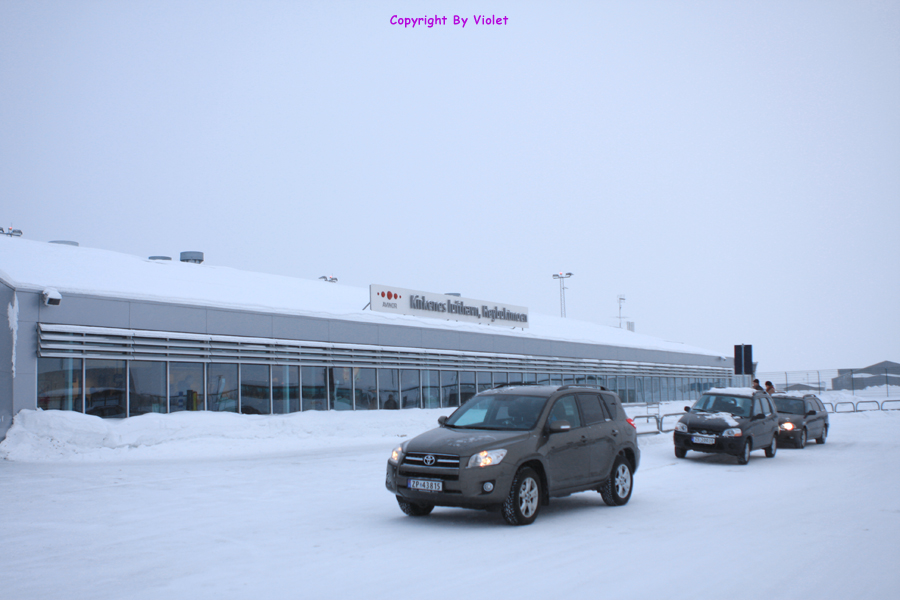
552;272;573;317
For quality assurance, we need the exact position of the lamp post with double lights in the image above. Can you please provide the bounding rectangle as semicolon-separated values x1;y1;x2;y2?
552;272;573;318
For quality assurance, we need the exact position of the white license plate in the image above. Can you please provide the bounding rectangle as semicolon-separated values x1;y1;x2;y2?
408;479;442;492
692;435;715;445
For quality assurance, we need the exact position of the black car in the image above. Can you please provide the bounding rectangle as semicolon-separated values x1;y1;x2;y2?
385;385;640;525
771;393;830;448
673;388;778;465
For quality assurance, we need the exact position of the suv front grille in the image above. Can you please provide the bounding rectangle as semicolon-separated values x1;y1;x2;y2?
402;452;460;469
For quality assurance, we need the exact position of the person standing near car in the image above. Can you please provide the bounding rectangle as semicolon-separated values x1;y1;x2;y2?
752;379;763;391
765;381;776;394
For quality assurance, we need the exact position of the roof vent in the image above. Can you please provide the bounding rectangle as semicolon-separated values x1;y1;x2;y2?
180;251;204;264
49;240;79;246
445;293;461;297
149;256;172;261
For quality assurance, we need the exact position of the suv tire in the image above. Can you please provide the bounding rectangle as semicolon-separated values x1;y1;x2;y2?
674;447;687;459
816;426;827;445
396;496;434;517
502;467;541;526
765;436;777;458
737;439;751;465
798;428;807;449
600;456;633;506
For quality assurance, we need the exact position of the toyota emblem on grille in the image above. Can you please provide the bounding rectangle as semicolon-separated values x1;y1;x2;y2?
424;455;436;466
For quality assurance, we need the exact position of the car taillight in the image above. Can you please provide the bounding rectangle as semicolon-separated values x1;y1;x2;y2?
626;418;636;429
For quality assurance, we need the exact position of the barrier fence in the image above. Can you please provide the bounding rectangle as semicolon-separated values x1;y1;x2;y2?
755;366;900;398
629;395;900;436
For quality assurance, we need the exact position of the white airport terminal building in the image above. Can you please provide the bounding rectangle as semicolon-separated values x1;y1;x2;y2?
0;236;736;438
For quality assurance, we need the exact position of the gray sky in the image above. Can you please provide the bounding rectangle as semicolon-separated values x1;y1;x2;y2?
2;0;898;372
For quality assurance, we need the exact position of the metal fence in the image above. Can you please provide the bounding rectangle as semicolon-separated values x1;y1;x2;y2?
756;366;900;399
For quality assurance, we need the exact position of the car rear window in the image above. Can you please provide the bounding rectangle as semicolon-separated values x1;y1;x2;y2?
577;394;606;425
600;393;618;419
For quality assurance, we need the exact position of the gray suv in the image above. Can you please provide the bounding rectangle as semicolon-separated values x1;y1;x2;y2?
385;385;640;525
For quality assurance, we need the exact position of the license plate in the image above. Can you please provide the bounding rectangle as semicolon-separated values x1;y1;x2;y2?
692;435;715;445
408;479;442;492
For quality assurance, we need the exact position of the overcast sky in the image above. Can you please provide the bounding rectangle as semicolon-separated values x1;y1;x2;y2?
2;1;898;372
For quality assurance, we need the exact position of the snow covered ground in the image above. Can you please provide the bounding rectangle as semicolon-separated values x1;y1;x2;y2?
2;401;899;600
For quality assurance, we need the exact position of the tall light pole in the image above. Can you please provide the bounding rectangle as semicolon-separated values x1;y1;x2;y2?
552;272;573;317
617;295;626;328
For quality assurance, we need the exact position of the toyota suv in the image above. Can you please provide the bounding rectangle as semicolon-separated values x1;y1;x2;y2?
673;387;779;465
385;385;640;526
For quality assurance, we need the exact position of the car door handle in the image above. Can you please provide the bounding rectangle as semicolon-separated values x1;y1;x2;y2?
612;429;619;436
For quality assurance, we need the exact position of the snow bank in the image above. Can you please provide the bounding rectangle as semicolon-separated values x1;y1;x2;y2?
0;408;454;462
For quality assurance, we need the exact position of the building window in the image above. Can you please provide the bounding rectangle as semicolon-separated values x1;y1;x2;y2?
353;368;377;410
85;359;126;417
329;367;352;411
208;364;238;412
421;370;440;408
240;364;270;414
301;366;328;411
441;371;459;407
378;368;399;409
37;357;82;412
476;371;492;392
492;372;507;387
170;362;205;412
274;365;301;413
400;369;420;409
129;361;166;415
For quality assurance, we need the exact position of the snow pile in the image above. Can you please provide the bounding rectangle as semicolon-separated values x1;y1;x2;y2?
0;408;454;462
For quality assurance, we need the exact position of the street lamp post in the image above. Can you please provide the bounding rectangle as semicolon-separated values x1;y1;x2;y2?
552;272;573;317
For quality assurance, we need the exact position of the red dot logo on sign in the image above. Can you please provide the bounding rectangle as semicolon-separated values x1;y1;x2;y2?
387;292;393;300
380;291;385;297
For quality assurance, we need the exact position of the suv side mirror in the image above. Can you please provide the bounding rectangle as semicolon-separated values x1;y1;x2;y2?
438;416;448;427
807;410;816;416
752;413;764;421
684;406;690;412
548;420;571;434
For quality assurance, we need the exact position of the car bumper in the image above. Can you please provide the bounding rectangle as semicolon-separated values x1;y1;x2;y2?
673;431;745;456
385;460;517;508
776;430;803;445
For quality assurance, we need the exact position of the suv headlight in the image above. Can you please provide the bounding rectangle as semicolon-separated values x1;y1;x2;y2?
675;422;688;433
780;422;794;431
722;428;742;437
389;444;406;465
467;449;507;468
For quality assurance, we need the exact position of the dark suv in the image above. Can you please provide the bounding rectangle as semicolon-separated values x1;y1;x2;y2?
673;388;778;465
771;393;830;448
385;385;640;525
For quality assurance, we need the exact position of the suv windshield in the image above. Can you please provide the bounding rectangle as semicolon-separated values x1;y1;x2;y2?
773;397;805;415
445;394;548;431
693;394;751;418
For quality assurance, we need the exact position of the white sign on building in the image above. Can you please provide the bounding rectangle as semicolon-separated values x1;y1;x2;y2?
369;285;529;328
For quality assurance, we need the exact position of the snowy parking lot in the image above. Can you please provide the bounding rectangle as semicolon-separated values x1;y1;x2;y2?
1;404;899;600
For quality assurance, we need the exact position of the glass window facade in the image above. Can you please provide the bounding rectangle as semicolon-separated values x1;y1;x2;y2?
129;361;166;415
240;364;270;415
85;359;126;417
170;362;204;413
459;371;476;404
354;368;377;410
421;370;440;409
378;368;399;409
37;357;82;412
329;367;353;411
400;369;420;409
37;356;730;414
208;364;238;412
302;366;328;411
274;365;301;414
441;371;459;407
